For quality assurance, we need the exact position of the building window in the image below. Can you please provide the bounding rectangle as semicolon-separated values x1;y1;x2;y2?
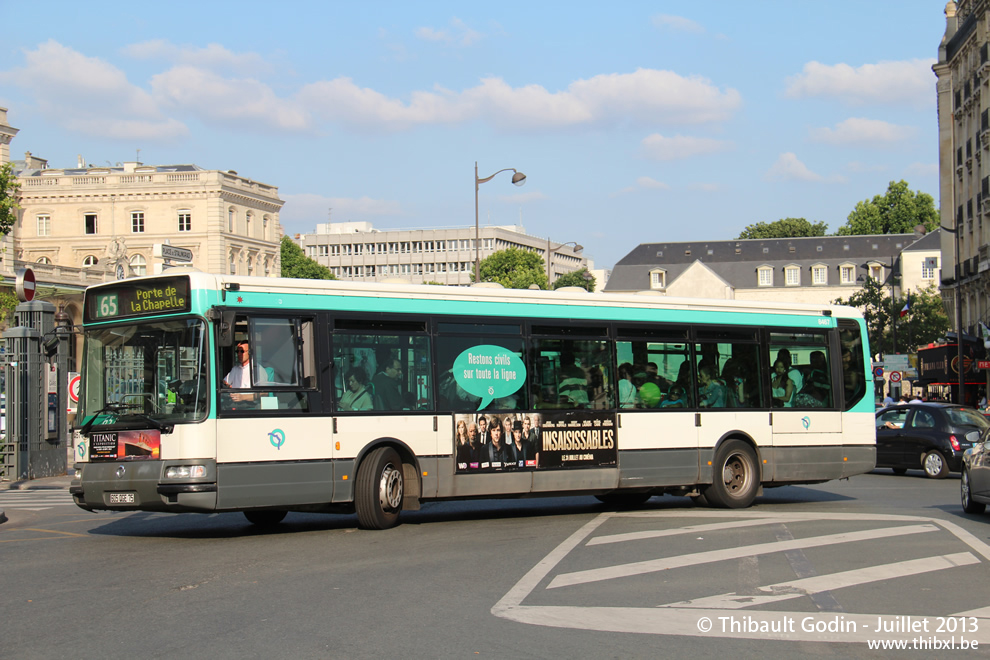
840;264;856;284
37;214;51;237
330;245;340;256
82;255;99;267
85;213;98;234
869;264;883;281
922;257;939;280
317;245;328;257
650;269;666;289
178;211;191;232
130;254;146;276
263;215;270;239
785;266;800;286
245;212;252;236
228;208;235;232
757;267;773;287
130;211;145;233
812;264;828;285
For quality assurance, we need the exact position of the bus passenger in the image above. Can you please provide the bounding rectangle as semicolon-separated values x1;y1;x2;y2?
340;367;373;411
661;385;685;408
373;357;404;410
772;359;796;408
698;364;727;408
618;362;639;408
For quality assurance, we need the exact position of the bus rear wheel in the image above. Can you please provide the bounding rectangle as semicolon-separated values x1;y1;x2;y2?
703;440;759;509
355;447;404;530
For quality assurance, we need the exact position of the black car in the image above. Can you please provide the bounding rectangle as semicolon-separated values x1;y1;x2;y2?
962;431;990;514
875;403;988;478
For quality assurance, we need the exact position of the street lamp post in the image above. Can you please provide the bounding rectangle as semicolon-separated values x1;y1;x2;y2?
940;221;965;405
546;240;583;289
474;162;526;283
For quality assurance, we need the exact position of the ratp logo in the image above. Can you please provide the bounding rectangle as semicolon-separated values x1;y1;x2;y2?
268;429;286;450
801;416;811;430
76;441;86;458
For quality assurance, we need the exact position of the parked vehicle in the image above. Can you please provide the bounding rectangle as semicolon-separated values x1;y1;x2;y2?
875;403;988;478
962;432;990;515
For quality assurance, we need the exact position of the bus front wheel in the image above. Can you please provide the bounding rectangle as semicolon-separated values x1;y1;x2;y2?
703;440;759;509
355;447;404;530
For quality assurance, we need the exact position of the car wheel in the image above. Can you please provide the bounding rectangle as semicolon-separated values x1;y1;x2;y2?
702;440;760;509
355;446;404;530
891;468;907;475
922;450;949;479
961;468;986;514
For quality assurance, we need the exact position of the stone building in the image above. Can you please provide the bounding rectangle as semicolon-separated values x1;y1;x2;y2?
603;231;941;307
935;0;990;335
297;222;592;287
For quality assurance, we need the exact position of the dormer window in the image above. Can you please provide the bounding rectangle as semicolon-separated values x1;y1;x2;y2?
758;266;774;287
650;268;666;290
785;265;801;286
812;263;828;285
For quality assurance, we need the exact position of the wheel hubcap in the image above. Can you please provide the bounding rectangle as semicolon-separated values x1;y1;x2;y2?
379;463;403;511
722;455;748;495
925;453;943;475
962;472;970;503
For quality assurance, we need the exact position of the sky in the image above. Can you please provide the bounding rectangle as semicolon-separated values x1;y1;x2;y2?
0;1;948;271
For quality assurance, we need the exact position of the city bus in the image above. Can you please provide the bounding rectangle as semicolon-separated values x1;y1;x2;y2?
70;272;874;529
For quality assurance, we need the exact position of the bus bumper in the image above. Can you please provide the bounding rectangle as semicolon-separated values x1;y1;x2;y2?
71;460;218;513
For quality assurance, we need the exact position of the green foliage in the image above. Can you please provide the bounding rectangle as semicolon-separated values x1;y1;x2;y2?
552;267;596;292
737;217;828;239
279;236;336;280
476;247;548;289
835;279;949;356
835;180;939;236
0;289;17;326
0;162;21;236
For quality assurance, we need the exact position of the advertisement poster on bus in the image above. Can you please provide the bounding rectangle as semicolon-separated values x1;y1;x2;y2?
89;429;162;460
453;411;617;473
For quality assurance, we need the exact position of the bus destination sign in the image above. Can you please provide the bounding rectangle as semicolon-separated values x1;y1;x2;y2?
85;276;191;322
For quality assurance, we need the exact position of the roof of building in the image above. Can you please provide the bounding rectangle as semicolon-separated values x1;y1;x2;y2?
604;231;936;292
14;163;203;176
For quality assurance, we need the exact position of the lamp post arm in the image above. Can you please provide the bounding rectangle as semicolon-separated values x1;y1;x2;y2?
476;168;519;185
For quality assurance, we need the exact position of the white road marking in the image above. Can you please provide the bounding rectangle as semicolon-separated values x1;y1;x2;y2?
588;517;812;546
493;511;990;643
661;552;979;610
548;524;939;590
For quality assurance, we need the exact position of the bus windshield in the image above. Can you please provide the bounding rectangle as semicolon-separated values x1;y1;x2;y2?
79;318;209;426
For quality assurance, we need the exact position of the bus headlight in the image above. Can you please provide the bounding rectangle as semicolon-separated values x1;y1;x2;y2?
165;465;206;479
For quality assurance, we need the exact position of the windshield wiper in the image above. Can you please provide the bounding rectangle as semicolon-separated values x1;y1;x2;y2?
80;402;173;435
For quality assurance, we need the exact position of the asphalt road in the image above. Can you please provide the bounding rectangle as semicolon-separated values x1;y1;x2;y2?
2;470;989;659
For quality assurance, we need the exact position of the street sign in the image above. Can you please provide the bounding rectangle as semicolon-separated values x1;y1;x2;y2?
873;366;884;378
889;371;902;383
154;243;193;262
15;267;36;302
68;373;81;404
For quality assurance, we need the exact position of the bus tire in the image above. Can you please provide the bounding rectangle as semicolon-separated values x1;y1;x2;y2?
355;447;404;530
244;510;287;527
703;440;759;509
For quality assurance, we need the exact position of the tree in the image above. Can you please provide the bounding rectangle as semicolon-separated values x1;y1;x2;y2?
279;236;336;280
476;247;548;289
737;217;828;240
835;279;949;356
835;180;939;236
551;267;596;292
0;162;20;236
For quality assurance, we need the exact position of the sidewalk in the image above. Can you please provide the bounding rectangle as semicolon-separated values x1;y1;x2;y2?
0;474;75;525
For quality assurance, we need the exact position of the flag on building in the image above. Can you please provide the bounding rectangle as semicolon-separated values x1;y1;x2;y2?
900;295;911;318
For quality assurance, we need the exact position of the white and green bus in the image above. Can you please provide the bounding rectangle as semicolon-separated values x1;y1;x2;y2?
70;272;874;529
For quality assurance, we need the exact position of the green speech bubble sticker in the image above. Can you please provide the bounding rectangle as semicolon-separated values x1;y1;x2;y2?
452;345;526;410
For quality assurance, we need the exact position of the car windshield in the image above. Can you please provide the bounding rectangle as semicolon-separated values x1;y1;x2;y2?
945;407;990;430
79;317;209;427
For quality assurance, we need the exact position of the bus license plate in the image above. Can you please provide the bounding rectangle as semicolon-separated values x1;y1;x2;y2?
108;493;136;505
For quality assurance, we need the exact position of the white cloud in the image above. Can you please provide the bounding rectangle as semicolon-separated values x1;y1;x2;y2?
809;118;916;145
150;66;310;132
764;152;823;182
0;40;187;140
651;14;704;34
642;134;732;160
636;176;669;190
122;40;272;75
300;69;741;131
785;59;936;107
415;18;481;46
